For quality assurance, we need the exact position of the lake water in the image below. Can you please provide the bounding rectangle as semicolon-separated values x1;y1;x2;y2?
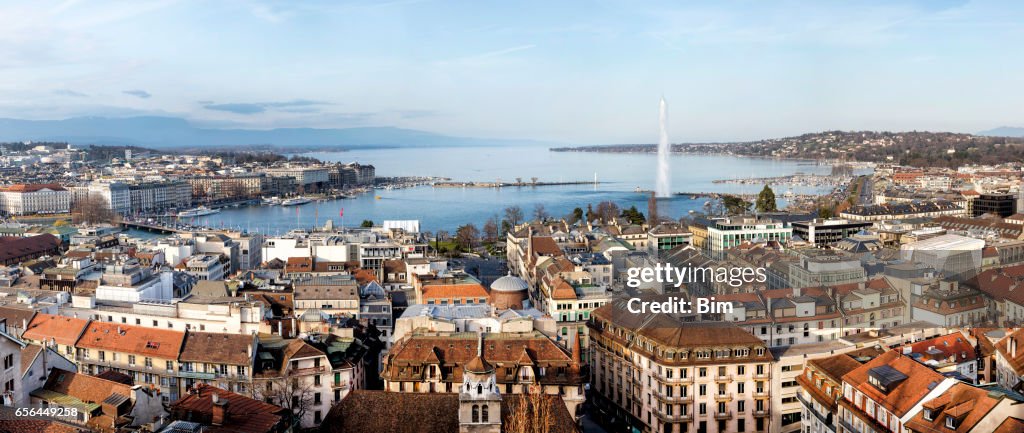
189;145;845;234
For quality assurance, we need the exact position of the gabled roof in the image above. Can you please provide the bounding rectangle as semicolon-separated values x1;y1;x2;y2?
905;383;1002;433
76;321;185;360
841;350;945;417
22;314;90;346
322;391;580;433
180;332;253;365
169;384;286;433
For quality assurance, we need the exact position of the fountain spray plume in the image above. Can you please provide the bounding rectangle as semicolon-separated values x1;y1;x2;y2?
655;96;671;198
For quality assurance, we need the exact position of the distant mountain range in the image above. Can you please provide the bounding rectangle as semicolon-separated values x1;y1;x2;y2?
0;116;555;149
978;126;1024;137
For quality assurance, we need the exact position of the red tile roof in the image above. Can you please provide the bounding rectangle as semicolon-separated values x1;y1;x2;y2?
76;321;185;360
905;383;1000;433
169;384;287;433
42;368;132;408
841;350;945;417
22;314;90;346
0;183;66;193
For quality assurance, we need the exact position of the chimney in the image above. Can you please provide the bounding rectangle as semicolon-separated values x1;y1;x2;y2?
211;393;227;426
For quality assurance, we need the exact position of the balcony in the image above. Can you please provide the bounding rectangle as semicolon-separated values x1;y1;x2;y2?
652;371;692;384
753;409;770;418
753;391;769;399
714;392;733;402
292;365;326;375
332;381;350;390
179;370;217;380
653;407;693;423
652;389;692;404
714;410;733;420
753;372;770;380
714;374;733;382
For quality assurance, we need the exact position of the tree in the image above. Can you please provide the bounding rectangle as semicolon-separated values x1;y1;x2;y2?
504;393;555;433
620;205;646;225
504;205;524;228
756;185;777;213
251;376;313;429
570;207;584;223
360;219;374;228
817;206;835;219
595;201;619;222
585;204;595;222
533;204;548;222
456;224;480;250
71;195;117;225
721;195;752;215
483;217;499;243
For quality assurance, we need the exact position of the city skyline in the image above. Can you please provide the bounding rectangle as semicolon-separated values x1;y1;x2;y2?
1;0;1023;144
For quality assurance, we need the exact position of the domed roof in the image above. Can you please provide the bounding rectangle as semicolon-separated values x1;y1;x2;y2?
464;355;493;375
490;274;529;293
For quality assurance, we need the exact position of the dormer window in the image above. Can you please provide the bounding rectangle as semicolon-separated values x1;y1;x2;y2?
945;416;959;429
923;409;933;421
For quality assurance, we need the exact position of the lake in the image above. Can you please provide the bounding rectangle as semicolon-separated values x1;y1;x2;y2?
188;145;847;234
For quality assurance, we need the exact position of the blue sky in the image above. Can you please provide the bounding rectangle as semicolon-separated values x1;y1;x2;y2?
0;0;1021;143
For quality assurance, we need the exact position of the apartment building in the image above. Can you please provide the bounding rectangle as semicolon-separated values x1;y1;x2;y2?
837;350;955;433
0;183;71;216
382;331;585;416
177;331;257;396
73;321;188;403
797;348;885;433
589;298;774;433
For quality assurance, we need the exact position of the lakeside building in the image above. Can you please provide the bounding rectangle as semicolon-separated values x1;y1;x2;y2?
187;174;268;200
0;183;71;216
791;219;873;248
261;166;331;191
588;298;774;433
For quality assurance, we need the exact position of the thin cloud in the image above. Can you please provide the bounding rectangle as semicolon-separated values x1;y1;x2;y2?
53;89;88;97
200;99;331;115
123;89;151;99
475;44;536;59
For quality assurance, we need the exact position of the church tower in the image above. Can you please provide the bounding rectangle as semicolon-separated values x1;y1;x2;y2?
459;334;502;433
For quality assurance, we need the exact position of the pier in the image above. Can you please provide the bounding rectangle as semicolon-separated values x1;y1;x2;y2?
433;180;602;188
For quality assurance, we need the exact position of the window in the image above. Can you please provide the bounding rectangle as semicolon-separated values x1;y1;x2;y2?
472;405;480;422
482;405;489;422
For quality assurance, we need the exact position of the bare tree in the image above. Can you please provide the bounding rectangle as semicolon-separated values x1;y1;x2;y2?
483;217;499;243
504;205;524;228
530;177;538;186
71;195;118;225
251;376;314;428
504;393;554;433
455;224;480;250
595;201;619;223
533;204;548;222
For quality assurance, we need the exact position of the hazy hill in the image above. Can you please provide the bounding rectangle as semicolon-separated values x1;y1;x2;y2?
978;126;1024;137
0;116;551;149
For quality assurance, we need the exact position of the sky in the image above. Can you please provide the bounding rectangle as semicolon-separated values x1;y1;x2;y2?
0;0;1022;144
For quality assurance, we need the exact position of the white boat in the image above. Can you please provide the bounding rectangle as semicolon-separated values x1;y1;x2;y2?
178;206;220;217
281;197;313;206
